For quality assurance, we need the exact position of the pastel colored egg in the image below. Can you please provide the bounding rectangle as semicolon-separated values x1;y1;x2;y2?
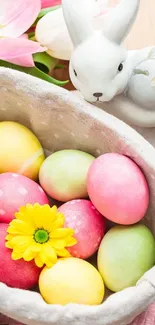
39;257;104;305
98;225;155;292
0;224;41;289
87;153;149;225
0;173;49;223
39;149;95;202
59;199;106;259
0;121;45;180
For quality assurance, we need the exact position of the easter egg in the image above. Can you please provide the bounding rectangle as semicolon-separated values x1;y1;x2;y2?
58;199;106;259
0;121;44;180
39;257;104;305
39;149;95;202
87;153;149;225
0;224;41;289
98;224;155;292
0;173;49;223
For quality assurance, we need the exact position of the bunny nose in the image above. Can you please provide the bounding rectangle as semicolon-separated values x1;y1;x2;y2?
93;92;103;98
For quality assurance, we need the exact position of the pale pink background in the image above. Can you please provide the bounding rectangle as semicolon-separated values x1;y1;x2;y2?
110;0;155;49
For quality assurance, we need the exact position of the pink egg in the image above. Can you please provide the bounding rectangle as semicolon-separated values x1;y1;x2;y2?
87;153;149;225
0;224;41;289
0;173;49;223
58;199;106;259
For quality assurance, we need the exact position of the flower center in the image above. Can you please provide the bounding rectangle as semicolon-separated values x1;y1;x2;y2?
34;229;49;244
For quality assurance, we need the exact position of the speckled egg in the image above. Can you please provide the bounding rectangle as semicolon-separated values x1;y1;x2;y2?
39;149;95;202
0;223;41;289
0;173;49;223
87;153;149;225
39;257;104;305
58;200;106;259
0;121;45;180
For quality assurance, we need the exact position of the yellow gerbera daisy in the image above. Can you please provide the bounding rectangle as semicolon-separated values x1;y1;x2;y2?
5;203;77;268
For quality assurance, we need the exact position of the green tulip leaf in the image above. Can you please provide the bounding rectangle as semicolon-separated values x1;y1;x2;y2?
28;32;35;40
33;52;58;73
0;60;69;86
38;5;61;19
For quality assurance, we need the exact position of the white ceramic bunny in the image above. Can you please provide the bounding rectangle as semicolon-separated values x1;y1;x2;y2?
62;0;155;128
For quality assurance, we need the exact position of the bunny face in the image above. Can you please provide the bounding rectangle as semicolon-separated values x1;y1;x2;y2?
69;32;129;102
62;0;140;103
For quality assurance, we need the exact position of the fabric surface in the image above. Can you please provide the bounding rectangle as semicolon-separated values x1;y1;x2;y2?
0;67;155;324
1;303;155;325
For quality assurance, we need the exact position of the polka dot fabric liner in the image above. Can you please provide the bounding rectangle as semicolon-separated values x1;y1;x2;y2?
0;67;155;325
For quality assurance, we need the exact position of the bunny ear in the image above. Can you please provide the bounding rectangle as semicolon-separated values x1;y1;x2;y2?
103;0;140;44
62;0;94;47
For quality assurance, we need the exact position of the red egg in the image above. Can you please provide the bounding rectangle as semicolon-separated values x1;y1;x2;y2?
0;224;41;289
58;199;106;259
87;153;149;225
0;173;49;223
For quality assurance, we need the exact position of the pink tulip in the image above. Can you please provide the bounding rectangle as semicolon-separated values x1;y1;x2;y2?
41;0;61;9
0;0;46;67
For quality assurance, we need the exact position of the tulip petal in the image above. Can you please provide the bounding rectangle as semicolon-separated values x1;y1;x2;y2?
19;33;29;39
35;8;73;60
41;0;61;9
36;2;115;61
0;0;41;38
0;38;46;67
0;38;45;59
7;55;35;67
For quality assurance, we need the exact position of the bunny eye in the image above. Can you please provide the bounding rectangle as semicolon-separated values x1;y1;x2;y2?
73;69;77;77
118;63;123;72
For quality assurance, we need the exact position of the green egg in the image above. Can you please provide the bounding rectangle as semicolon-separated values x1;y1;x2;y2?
97;224;155;292
39;149;95;202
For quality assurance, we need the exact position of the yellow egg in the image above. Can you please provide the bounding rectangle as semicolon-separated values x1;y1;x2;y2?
0;121;44;180
39;258;104;305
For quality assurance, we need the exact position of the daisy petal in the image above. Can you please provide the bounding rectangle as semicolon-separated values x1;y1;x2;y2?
16;205;38;226
5;241;14;249
46;260;56;268
23;247;38;261
56;248;71;257
35;254;44;268
39;250;47;264
12;250;24;260
5;234;14;241
50;238;66;249
7;220;34;235
0;0;41;38
51;228;74;238
50;205;59;215
13;243;32;254
66;237;77;247
44;243;57;263
51;213;65;230
33;204;51;229
9;235;32;248
48;206;61;224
